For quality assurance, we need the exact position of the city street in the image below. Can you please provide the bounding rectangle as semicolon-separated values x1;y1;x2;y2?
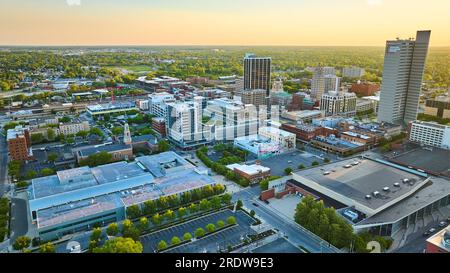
0;135;9;196
233;186;340;253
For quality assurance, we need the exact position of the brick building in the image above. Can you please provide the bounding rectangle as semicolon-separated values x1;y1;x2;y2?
350;82;380;97
7;127;33;161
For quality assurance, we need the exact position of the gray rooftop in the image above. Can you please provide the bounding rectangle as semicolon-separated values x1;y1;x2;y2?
389;147;450;178
77;143;132;157
356;177;450;226
294;157;429;211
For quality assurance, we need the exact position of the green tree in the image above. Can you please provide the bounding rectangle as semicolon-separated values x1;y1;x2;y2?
122;219;133;233
164;209;175;221
211;196;221;210
93;237;143;253
157;240;168;251
250;210;256;217
284;167;293;175
151;213;162;225
39;242;56;253
13;236;31;251
217;220;225;228
178;207;187;219
25;170;37;180
171;236;182;246
91;227;102;242
236;200;243;210
76;130;89;139
138;217;149;231
126;205;141;219
189;203;197;213
298;164;306;170
143;200;157;215
183;232;193;241
47;152;58;163
157;140;170;152
40;168;55;177
89;127;104;138
106;223;119;236
227;216;236;225
221;193;232;205
194;227;205;238
206;223;216;233
31;133;44;144
311;161;320;166
47;128;56;141
199;199;211;211
324;158;331;163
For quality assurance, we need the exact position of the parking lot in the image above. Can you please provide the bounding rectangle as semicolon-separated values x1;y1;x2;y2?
252;237;304;253
140;209;257;253
252;150;334;177
267;194;303;220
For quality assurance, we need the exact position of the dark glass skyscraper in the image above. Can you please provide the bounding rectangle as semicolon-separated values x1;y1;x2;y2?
243;53;272;100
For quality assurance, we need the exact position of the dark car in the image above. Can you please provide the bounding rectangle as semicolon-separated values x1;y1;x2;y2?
252;202;259;207
423;231;430;237
264;200;270;204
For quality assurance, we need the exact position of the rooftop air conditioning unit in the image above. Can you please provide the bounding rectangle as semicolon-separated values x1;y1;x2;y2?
383;187;390;192
365;195;372;200
394;183;400;187
372;191;380;197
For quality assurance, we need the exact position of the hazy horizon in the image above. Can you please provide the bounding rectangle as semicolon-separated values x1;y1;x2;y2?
1;0;450;47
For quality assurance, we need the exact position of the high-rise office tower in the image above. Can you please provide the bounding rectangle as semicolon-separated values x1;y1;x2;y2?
243;53;271;101
378;30;431;125
311;66;340;101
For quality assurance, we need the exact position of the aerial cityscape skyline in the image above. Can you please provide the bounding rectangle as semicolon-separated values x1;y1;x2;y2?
1;0;450;46
0;0;449;266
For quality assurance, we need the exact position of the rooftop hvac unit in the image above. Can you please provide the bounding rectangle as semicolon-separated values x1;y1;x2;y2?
383;187;390;192
403;178;410;183
394;183;400;187
372;191;380;197
365;195;372;200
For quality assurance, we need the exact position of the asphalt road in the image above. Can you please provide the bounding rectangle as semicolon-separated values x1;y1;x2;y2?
394;219;449;253
0;135;8;196
9;198;28;242
233;187;339;253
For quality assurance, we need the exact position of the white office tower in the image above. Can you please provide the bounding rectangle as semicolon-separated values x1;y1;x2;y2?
148;92;176;118
272;77;284;93
342;67;365;78
409;121;450;150
123;123;132;145
320;91;357;117
166;101;204;147
311;66;326;101
378;30;431;126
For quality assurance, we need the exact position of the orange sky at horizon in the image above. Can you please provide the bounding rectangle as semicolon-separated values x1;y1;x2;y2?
1;0;449;46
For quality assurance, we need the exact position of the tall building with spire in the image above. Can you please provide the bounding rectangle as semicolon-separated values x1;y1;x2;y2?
123;123;132;145
378;30;431;126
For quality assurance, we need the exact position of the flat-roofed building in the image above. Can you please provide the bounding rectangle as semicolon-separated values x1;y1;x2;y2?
320;91;357;117
226;163;271;184
290;157;450;237
426;226;450;253
59;120;90;136
28;152;217;240
424;95;450;119
7;126;33;161
281;110;324;123
258;126;296;151
408;121;450;150
86;102;138;116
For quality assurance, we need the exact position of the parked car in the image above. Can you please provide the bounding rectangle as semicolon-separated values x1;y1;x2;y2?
439;221;447;227
252;202;259;207
428;228;436;233
422;231;430;237
264;200;270;204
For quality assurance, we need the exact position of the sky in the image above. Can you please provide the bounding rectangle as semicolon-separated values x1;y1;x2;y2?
0;0;449;46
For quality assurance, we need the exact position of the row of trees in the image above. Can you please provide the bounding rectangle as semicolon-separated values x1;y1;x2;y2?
294;196;392;252
12;236;56;253
125;184;228;219
156;216;237;251
78;151;113;168
196;147;250;187
0;198;9;242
